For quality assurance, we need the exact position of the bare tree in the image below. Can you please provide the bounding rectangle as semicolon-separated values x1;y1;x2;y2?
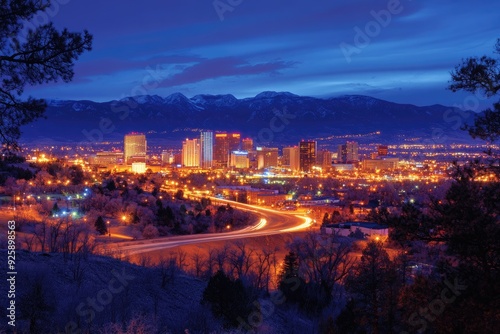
157;256;177;288
253;248;277;291
23;233;36;251
212;244;230;273
289;232;355;295
34;218;48;252
191;251;207;278
228;241;255;279
48;218;64;252
175;249;188;272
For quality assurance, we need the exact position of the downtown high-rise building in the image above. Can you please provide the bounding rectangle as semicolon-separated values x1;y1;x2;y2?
230;151;250;169
299;140;317;172
214;132;240;167
283;146;300;172
200;131;214;168
338;141;359;163
256;147;278;169
317;150;332;169
378;145;388;157
182;138;200;167
124;132;147;164
242;138;253;151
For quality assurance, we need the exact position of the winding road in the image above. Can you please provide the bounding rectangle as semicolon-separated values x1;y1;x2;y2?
106;197;313;256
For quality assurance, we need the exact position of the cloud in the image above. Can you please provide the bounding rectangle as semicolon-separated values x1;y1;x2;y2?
157;57;298;88
74;54;203;77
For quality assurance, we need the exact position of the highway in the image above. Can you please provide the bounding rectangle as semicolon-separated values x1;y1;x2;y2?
106;196;313;256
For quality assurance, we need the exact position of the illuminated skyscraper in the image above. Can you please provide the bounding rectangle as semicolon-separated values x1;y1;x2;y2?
182;138;200;167
378;145;388;156
256;147;278;169
338;141;359;163
200;131;214;168
230;151;249;169
346;141;359;162
317;150;332;168
299;140;316;172
124;133;147;164
283;146;300;172
214;133;240;167
242;138;253;151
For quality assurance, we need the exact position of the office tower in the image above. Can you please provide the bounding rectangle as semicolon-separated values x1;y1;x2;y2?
182;138;200;167
338;141;359;163
337;144;347;163
346;141;359;162
161;150;170;165
230;151;250;169
214;132;240;167
282;147;292;166
378;145;388;156
242;138;253;151
283;146;300;172
124;133;147;164
289;146;300;172
161;150;176;165
256;147;278;169
299;140;316;172
200;131;214;168
317;150;332;168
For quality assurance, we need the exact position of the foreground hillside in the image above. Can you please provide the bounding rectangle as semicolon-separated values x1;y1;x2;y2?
0;250;210;333
0;250;312;334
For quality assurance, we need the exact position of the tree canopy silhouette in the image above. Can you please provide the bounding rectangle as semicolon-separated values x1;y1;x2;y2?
0;0;92;151
449;38;500;143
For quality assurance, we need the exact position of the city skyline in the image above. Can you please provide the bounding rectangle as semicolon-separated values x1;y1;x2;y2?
1;1;498;333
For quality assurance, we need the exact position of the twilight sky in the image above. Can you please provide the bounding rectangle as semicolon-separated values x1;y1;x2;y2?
24;0;500;107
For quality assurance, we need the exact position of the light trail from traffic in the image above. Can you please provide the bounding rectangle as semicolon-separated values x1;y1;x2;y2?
106;196;313;256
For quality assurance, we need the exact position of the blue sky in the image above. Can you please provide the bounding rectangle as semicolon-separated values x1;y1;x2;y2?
24;0;500;107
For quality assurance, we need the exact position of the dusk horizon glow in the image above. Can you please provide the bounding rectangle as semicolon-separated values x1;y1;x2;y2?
22;0;500;108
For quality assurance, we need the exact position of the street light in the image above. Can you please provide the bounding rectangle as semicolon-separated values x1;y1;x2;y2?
107;220;110;237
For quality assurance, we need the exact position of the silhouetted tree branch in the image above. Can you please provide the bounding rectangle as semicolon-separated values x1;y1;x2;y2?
0;0;92;151
449;38;500;143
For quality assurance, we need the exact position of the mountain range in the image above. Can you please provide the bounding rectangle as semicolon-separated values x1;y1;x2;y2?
21;92;477;147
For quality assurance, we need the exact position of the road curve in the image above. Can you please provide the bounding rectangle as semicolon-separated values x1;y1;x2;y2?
106;197;313;256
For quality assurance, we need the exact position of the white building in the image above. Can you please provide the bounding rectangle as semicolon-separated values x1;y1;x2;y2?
323;222;389;238
131;162;146;174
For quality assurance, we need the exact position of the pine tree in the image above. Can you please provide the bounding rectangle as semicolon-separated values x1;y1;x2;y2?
94;216;107;235
345;241;400;334
51;202;59;216
278;251;304;304
280;251;299;280
449;38;500;143
0;0;92;151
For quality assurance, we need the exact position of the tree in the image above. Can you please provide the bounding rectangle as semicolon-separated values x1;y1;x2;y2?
0;0;92;151
345;241;400;334
68;165;84;185
322;212;330;225
105;179;116;191
202;270;251;328
175;189;184;200
278;251;305;305
449;38;500;142
142;224;159;239
19;268;56;334
50;202;59;216
94;216;107;235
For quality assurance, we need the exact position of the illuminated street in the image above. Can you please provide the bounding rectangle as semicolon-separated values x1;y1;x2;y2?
107;197;313;256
